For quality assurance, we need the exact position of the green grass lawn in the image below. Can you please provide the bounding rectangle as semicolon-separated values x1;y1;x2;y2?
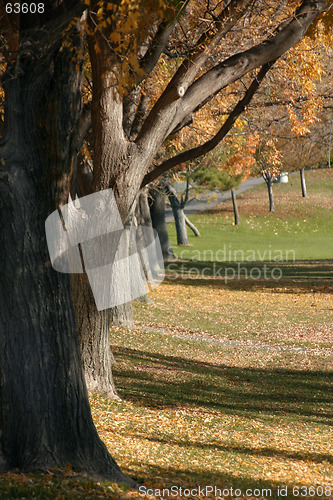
1;169;332;499
167;169;333;262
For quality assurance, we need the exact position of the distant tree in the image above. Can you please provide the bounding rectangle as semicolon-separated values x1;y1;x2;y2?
164;171;201;246
149;182;176;260
255;137;282;212
190;132;257;224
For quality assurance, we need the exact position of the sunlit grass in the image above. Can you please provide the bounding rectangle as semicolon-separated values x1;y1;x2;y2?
167;169;333;261
133;274;333;349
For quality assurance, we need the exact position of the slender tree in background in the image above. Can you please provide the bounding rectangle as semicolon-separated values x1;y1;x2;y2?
231;188;240;225
300;168;308;197
165;178;191;246
149;182;176;260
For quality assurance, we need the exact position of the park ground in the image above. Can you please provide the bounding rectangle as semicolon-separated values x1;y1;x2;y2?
0;169;332;499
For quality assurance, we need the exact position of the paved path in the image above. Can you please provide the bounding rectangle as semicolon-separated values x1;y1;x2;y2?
142;327;332;357
165;176;265;222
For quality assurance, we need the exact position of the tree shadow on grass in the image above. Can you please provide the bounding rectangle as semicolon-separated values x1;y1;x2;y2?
113;347;333;426
134;463;325;500
164;260;333;294
132;433;333;464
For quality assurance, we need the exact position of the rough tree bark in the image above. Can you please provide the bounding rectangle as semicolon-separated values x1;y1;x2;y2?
0;10;133;483
71;274;120;399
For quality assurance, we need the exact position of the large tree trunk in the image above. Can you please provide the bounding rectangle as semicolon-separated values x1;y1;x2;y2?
0;23;133;484
300;168;307;197
71;28;143;397
149;186;176;260
0;171;126;479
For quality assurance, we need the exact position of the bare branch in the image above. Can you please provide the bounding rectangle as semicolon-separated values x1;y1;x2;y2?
141;19;178;77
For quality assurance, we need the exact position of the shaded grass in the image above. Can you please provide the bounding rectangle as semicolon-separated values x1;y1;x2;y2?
0;471;134;499
113;346;332;424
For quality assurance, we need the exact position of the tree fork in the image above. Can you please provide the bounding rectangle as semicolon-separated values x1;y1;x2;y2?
141;63;273;186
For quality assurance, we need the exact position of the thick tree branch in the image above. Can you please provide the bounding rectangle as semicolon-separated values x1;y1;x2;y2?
136;0;251;149
172;0;252;89
123;1;190;137
122;19;178;135
141;19;179;78
177;0;326;123
141;62;273;187
136;0;326;158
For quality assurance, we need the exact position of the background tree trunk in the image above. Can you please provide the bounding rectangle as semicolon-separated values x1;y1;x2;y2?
134;190;154;303
267;181;275;212
231;188;240;225
71;274;120;399
300;168;307;197
171;203;189;245
149;186;176;260
185;215;201;236
166;183;189;246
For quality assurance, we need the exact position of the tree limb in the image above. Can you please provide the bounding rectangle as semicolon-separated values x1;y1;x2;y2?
136;0;251;149
140;18;179;78
136;0;326;157
177;0;326;124
141;62;273;187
